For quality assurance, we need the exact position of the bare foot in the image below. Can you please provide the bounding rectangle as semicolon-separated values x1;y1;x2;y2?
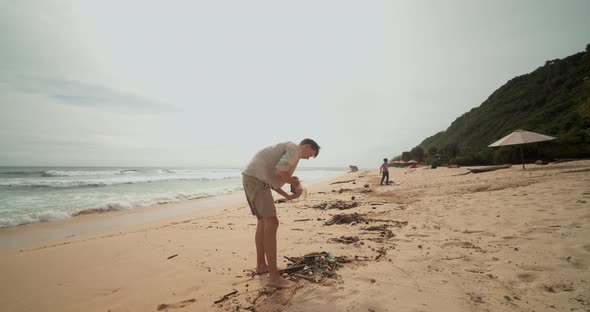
256;265;268;274
268;276;297;289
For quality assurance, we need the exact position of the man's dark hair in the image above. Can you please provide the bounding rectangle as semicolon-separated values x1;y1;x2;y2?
300;138;320;158
383;158;388;162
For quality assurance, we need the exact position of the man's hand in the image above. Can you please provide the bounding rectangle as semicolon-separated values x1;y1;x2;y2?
273;186;300;200
276;171;300;187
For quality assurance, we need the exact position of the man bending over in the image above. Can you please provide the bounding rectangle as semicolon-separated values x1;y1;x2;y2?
242;138;320;288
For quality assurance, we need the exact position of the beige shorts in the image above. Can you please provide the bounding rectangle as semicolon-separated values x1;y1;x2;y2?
242;174;277;218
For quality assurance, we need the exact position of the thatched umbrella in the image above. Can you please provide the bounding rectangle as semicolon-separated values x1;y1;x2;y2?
488;129;557;169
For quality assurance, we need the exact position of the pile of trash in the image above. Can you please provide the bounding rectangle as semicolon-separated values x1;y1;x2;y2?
281;251;352;284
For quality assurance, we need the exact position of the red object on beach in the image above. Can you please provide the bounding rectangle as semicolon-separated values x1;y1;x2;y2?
408;160;418;164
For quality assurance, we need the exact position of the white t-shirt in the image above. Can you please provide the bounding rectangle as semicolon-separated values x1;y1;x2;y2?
242;142;300;190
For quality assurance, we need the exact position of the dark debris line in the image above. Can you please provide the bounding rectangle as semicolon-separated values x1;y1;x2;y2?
281;251;352;284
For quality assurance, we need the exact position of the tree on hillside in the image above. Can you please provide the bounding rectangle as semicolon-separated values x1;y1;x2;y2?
443;143;460;159
401;151;412;161
428;146;438;156
410;147;425;162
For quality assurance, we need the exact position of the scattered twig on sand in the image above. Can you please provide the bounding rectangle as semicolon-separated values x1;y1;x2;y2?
362;224;396;239
167;254;179;259
294;218;311;222
278;264;306;274
324;213;368;226
331;188;353;194
363;224;391;231
375;247;387;261
330;179;356;185
363;219;408;227
328;236;360;244
214;290;238;304
313;200;359;210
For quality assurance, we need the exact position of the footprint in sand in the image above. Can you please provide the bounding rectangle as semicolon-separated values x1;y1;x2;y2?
516;273;537;283
583;244;590;254
519;264;554;272
405;234;430;238
542;283;574;293
157;299;196;311
441;241;480;250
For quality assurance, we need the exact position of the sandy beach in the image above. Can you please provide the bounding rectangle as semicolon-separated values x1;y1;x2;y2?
1;161;589;312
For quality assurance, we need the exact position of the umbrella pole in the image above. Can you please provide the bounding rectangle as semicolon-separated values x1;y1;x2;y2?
520;144;525;169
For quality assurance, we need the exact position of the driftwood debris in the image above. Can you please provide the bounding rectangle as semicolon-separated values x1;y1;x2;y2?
214;290;238;304
330;179;356;185
280;251;352;283
362;224;395;240
312;200;358;210
468;164;512;174
277;264;306;274
324;213;367;226
375;247;388;261
167;254;179;260
328;236;360;244
331;188;353;194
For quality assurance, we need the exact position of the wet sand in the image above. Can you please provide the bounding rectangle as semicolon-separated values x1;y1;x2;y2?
1;160;589;311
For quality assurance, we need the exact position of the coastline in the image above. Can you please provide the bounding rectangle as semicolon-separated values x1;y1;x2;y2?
0;191;244;249
1;161;589;311
0;172;349;250
0;166;347;229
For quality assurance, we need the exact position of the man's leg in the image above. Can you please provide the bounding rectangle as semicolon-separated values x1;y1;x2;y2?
386;171;390;184
263;216;295;288
380;173;385;185
255;217;268;273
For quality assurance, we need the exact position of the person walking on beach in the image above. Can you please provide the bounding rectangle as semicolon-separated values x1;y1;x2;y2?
242;138;320;288
379;158;390;185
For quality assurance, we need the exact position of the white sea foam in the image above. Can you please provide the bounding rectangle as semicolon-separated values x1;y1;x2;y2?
0;210;71;227
0;175;239;188
0;166;347;228
42;170;123;177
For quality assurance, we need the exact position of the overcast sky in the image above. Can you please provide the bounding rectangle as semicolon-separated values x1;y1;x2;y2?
1;0;588;168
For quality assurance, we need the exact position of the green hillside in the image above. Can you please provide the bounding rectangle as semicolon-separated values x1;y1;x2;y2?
409;44;590;166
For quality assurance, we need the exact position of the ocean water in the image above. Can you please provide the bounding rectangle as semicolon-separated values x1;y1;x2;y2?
0;166;347;228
